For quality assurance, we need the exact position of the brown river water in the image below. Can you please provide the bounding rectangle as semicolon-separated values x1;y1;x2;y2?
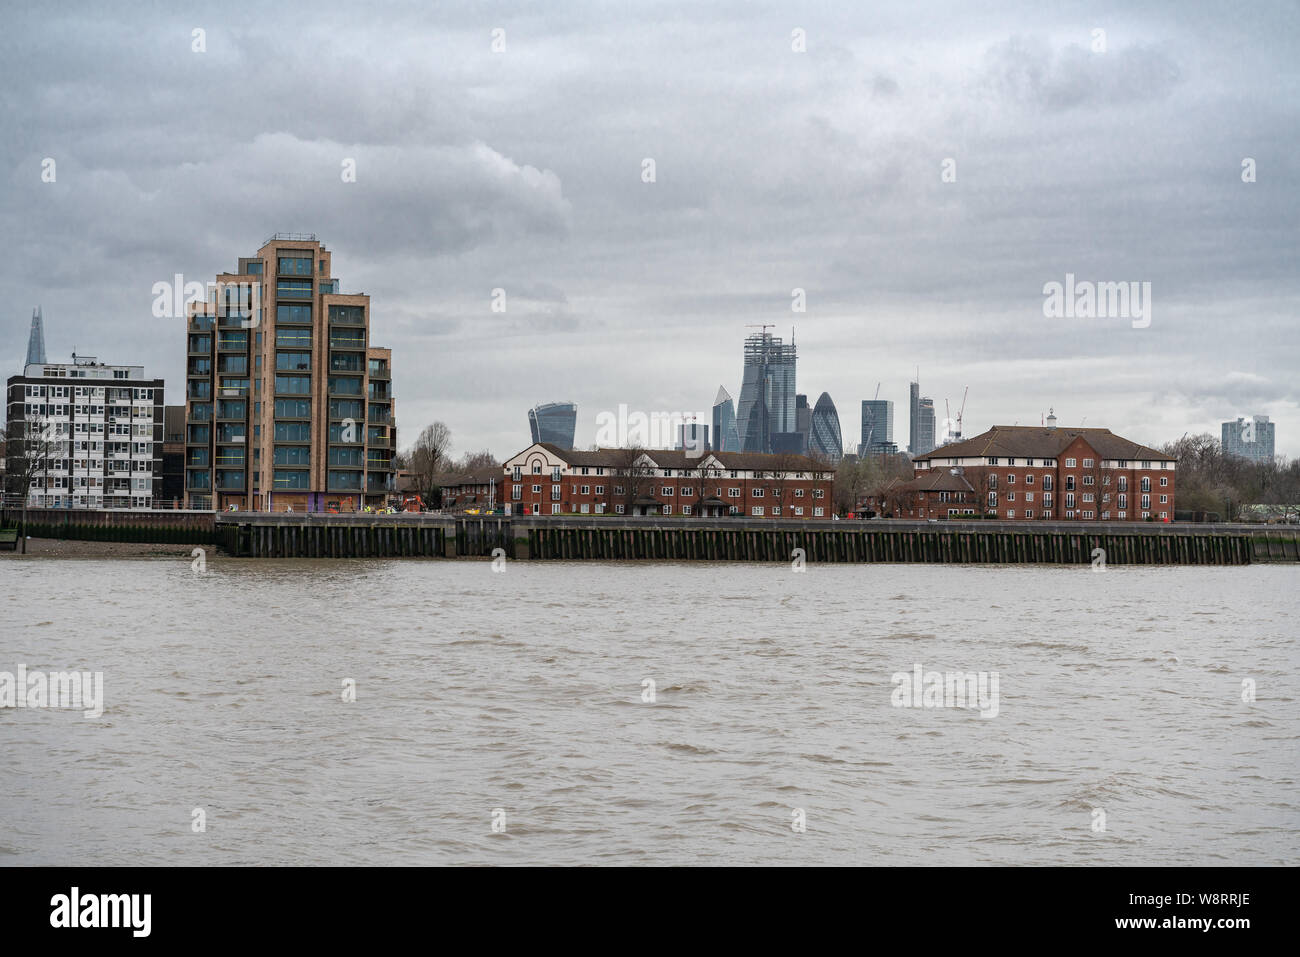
1;558;1296;865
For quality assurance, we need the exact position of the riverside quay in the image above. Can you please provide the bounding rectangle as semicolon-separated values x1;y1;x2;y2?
193;512;1296;565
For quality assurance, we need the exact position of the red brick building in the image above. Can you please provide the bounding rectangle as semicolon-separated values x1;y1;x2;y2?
440;466;502;511
501;443;834;517
871;420;1176;521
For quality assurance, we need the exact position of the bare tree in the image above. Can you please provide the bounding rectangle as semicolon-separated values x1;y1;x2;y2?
408;421;452;506
456;448;499;470
4;415;60;554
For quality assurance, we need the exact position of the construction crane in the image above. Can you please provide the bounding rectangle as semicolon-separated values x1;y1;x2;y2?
745;324;774;333
955;386;968;441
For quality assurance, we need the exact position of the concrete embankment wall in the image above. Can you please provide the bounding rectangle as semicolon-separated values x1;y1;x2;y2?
6;510;1297;564
214;515;1298;564
2;507;216;545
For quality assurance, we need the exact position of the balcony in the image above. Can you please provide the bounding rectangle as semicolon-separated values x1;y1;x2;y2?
276;282;312;299
329;334;365;350
367;474;397;493
188;315;215;332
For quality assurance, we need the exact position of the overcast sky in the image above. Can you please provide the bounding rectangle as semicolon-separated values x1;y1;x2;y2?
2;0;1297;459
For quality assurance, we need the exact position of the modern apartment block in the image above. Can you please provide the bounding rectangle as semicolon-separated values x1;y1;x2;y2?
5;355;163;509
184;234;397;511
901;415;1176;521
1221;416;1275;463
502;443;834;517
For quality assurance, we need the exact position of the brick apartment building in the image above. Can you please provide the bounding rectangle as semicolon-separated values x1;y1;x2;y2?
867;418;1176;521
440;466;502;511
501;443;834;517
183;234;397;512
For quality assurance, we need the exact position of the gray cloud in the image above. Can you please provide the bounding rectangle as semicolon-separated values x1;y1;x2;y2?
1;0;1297;460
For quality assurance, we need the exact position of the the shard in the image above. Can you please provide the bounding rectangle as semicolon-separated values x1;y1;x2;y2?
25;306;47;367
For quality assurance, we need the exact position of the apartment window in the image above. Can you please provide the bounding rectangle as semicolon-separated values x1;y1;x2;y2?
594;486;604;494
988;491;997;507
1141;477;1151;492
1042;475;1052;491
813;489;824;498
551;485;561;501
275;375;311;394
1025;474;1034;485
1141;494;1150;509
1083;458;1094;468
1025;510;1034;519
1160;495;1167;504
532;463;542;474
989;457;999;465
728;488;740;498
1083;475;1094;486
1141;460;1151;469
1065;458;1076;467
752;506;764;516
662;486;674;496
273;446;311;466
1026;492;1034;502
1082;493;1094;503
552;504;561;514
1066;476;1075;491
1118;493;1127;509
1160;476;1168;487
682;505;692;515
615;504;625;514
988;474;997;490
1007;474;1015;484
1007;510;1015;518
1007;492;1016;501
1065;492;1076;508
512;466;521;481
551;467;562;481
752;488;763;498
532;485;541;494
615;485;625;495
813;507;824;517
511;485;521;500
794;506;804;516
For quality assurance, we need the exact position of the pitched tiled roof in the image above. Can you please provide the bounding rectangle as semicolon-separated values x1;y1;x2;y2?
531;443;827;472
915;426;1172;462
